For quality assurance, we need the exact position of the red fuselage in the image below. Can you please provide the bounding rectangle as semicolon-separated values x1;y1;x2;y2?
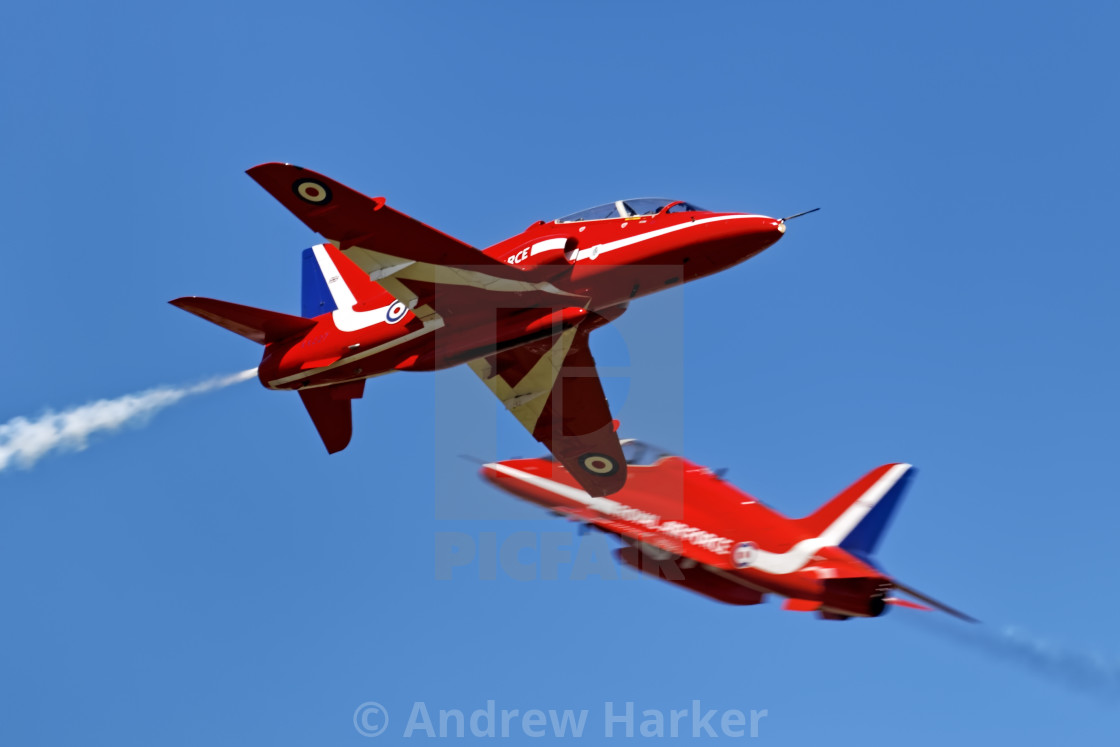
481;452;894;618
257;210;784;390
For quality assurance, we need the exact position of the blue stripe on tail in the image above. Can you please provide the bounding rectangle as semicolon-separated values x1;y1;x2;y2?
301;247;337;318
839;468;916;559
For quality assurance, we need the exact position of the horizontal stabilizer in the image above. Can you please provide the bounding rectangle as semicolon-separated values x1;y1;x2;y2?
892;581;977;623
782;598;821;613
298;380;365;454
885;597;932;612
170;297;316;345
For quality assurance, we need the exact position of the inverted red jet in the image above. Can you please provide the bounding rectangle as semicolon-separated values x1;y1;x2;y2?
172;164;789;496
481;440;974;621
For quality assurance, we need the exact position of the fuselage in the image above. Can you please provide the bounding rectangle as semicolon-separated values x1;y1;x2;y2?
480;451;893;617
257;208;784;390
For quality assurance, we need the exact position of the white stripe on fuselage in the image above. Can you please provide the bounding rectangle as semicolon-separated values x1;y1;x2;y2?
485;462;912;576
571;214;769;262
484;462;730;555
313;244;357;308
530;237;569;256
486;462;591;502
746;464;912;575
311;244;398;333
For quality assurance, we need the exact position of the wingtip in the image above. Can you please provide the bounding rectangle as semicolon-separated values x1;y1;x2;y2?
246;161;294;170
245;162;306;179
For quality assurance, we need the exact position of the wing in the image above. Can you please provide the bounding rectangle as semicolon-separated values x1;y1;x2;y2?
246;163;582;320
468;315;626;497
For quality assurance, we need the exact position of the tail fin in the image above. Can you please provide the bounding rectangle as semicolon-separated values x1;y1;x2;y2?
301;247;338;318
301;243;399;317
797;463;915;559
170;297;316;345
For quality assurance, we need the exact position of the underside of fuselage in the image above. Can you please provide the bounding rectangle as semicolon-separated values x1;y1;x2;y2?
259;301;623;391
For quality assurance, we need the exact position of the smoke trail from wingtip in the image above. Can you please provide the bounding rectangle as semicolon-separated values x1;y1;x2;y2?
0;368;258;472
899;609;1120;700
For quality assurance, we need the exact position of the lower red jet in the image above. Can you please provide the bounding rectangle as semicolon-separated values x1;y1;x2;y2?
481;440;974;621
172;164;791;496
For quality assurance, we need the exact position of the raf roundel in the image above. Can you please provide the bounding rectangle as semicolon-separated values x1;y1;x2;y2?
732;541;759;569
292;178;333;205
580;453;619;476
385;301;408;324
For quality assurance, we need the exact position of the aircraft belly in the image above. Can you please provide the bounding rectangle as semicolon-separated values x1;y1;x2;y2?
267;320;440;388
736;568;820;602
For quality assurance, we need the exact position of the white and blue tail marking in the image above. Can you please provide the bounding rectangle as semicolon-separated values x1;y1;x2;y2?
298;244;410;330
301;246;338;318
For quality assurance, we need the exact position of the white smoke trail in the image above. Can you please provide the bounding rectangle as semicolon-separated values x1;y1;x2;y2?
0;369;258;472
898;609;1120;700
994;625;1120;695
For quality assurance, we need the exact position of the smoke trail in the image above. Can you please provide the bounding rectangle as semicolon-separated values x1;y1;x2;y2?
0;369;258;472
898;608;1120;700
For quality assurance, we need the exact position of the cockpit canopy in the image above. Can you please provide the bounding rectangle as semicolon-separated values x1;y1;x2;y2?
555;198;708;223
620;438;676;466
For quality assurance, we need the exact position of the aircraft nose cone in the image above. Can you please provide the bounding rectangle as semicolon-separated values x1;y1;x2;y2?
681;214;787;279
760;216;784;236
479;463;501;485
743;215;786;253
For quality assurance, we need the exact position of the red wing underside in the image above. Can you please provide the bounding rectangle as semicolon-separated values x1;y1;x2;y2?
249;162;505;271
468;317;626;497
246;163;583;321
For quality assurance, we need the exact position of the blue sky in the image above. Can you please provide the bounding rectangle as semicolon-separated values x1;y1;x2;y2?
2;1;1119;743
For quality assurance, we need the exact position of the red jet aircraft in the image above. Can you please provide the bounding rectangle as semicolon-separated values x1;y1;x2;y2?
172;164;791;496
480;440;974;621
